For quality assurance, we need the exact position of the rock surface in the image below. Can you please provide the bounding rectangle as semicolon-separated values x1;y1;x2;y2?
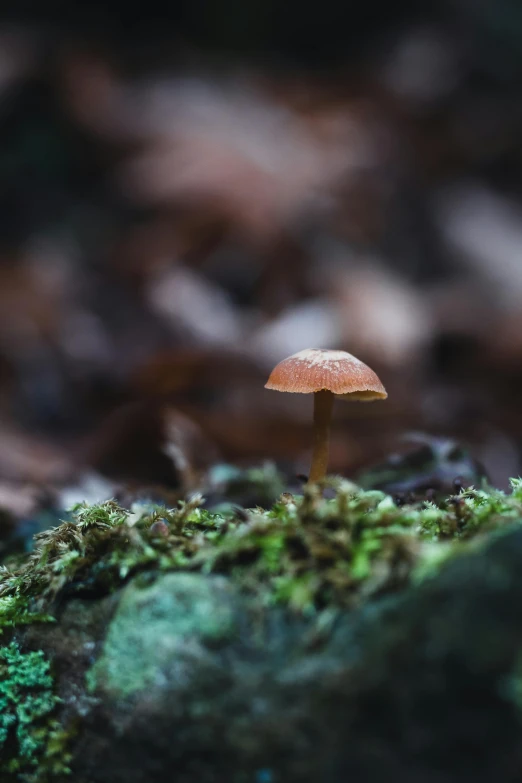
18;525;522;783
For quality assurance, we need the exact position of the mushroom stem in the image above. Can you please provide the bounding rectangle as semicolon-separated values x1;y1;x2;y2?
308;390;334;483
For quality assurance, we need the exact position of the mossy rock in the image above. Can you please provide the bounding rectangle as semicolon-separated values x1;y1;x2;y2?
5;482;522;781
10;527;522;782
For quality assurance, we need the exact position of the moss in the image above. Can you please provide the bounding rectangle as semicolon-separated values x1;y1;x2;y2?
0;641;71;782
3;477;522;621
0;496;221;620
0;595;54;634
2;474;522;781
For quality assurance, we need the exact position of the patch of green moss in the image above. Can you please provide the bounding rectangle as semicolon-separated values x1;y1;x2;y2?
3;477;522;619
0;595;54;634
0;641;71;782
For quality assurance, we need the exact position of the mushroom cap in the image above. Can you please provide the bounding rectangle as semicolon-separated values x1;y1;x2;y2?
265;348;387;400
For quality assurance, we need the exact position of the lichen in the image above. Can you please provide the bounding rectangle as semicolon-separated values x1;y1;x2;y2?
0;641;71;782
88;572;238;699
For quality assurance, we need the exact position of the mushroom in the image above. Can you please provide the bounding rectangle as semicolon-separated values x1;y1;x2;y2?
265;348;387;483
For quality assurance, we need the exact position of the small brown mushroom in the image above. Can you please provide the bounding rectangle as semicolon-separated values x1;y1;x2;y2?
265;348;387;483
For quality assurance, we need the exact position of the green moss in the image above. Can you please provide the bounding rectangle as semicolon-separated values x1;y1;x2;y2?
3;477;522;621
1;473;522;773
0;641;71;782
0;496;221;619
0;595;54;634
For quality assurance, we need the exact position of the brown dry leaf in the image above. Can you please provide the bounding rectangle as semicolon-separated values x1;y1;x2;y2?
132;347;263;397
162;407;220;490
188;410;311;463
251;299;342;366
0;422;72;485
332;264;433;366
59;53;133;139
82;401;218;491
0;481;43;519
435;183;522;305
63;64;375;244
146;265;243;347
119;80;368;242
0;260;63;347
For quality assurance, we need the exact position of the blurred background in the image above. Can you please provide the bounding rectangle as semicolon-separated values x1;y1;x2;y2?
0;0;521;526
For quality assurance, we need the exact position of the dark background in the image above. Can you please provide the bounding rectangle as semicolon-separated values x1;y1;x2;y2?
0;0;520;519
